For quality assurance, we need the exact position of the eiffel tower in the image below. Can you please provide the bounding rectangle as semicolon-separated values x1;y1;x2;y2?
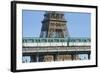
40;11;69;38
39;11;79;62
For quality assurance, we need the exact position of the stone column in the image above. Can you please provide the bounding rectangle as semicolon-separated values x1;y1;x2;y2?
43;55;54;62
63;55;72;61
88;53;90;60
36;53;39;62
54;54;57;61
71;54;74;60
30;55;35;62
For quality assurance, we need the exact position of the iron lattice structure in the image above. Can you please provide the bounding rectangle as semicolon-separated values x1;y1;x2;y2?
40;11;69;38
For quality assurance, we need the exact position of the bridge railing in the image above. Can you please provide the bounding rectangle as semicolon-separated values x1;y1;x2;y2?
23;37;90;46
22;46;91;53
22;37;91;53
22;37;90;43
